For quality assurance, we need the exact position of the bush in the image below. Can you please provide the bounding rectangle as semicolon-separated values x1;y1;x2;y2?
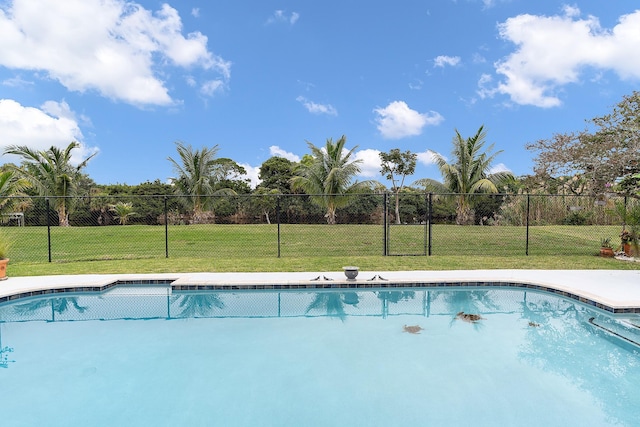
562;211;590;225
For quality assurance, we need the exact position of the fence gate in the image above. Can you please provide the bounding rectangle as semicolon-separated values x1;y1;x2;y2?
384;193;428;256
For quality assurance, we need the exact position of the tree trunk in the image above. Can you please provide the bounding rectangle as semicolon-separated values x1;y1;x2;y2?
456;197;474;225
58;206;69;227
395;192;401;224
326;207;337;225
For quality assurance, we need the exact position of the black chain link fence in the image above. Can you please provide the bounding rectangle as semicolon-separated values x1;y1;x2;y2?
0;193;637;263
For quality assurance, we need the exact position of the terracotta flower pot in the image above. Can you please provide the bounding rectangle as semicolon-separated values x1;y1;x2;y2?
0;258;9;280
600;248;614;258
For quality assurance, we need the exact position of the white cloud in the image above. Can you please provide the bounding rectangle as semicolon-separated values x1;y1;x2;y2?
269;146;300;162
354;149;382;178
492;8;640;107
562;5;581;19
0;0;230;106
416;150;440;166
489;163;511;174
477;73;498;99
0;98;98;165
200;80;224;96
472;53;487;64
40;99;91;126
374;101;444;139
185;76;196;87
2;75;33;88
296;96;337;116
267;10;299;25
191;8;200;18
434;55;461;68
239;163;260;188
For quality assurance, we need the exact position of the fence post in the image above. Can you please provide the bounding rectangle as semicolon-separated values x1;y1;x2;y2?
383;192;388;256
525;194;530;256
428;193;432;256
46;197;52;262
276;195;281;258
164;196;169;258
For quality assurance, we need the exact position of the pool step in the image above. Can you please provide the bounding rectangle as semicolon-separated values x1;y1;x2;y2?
588;316;640;349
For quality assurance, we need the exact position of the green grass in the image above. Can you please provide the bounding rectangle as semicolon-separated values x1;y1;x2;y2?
2;224;638;277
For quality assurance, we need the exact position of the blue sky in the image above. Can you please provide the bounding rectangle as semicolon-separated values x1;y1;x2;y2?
1;0;639;188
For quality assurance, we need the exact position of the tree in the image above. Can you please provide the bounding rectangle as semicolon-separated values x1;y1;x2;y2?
379;149;417;224
109;202;137;225
291;136;375;224
252;187;280;224
414;126;513;225
132;180;177;224
526;91;640;196
0;170;30;214
167;141;236;223
211;158;251;194
4;141;96;226
257;156;296;193
253;157;299;224
168;141;219;219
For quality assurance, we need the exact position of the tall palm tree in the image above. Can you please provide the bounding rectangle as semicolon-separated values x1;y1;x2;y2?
291;136;374;224
4;142;96;226
167;141;235;223
414;126;513;224
0;170;30;214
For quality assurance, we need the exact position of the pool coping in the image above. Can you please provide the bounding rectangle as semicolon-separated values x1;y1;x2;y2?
1;270;639;314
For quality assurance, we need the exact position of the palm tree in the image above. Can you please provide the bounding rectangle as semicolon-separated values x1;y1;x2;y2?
291;136;375;224
0;170;30;214
109;202;137;225
167;141;236;223
4;142;96;226
414;126;513;224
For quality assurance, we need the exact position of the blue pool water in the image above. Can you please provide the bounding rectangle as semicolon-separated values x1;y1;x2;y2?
1;287;639;426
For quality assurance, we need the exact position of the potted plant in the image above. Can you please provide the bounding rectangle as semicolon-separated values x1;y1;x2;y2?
620;230;635;256
599;237;614;258
0;229;11;280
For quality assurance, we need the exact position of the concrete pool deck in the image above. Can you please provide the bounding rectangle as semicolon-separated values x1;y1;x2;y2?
1;269;640;312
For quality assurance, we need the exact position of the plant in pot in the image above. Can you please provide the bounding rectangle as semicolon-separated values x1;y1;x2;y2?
620;229;638;257
610;200;640;257
0;229;11;280
599;237;614;257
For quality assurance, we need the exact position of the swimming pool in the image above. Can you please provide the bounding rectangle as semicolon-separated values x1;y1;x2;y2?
1;285;639;426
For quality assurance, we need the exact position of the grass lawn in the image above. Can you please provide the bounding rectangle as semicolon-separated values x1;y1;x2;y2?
3;223;638;277
8;255;639;277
